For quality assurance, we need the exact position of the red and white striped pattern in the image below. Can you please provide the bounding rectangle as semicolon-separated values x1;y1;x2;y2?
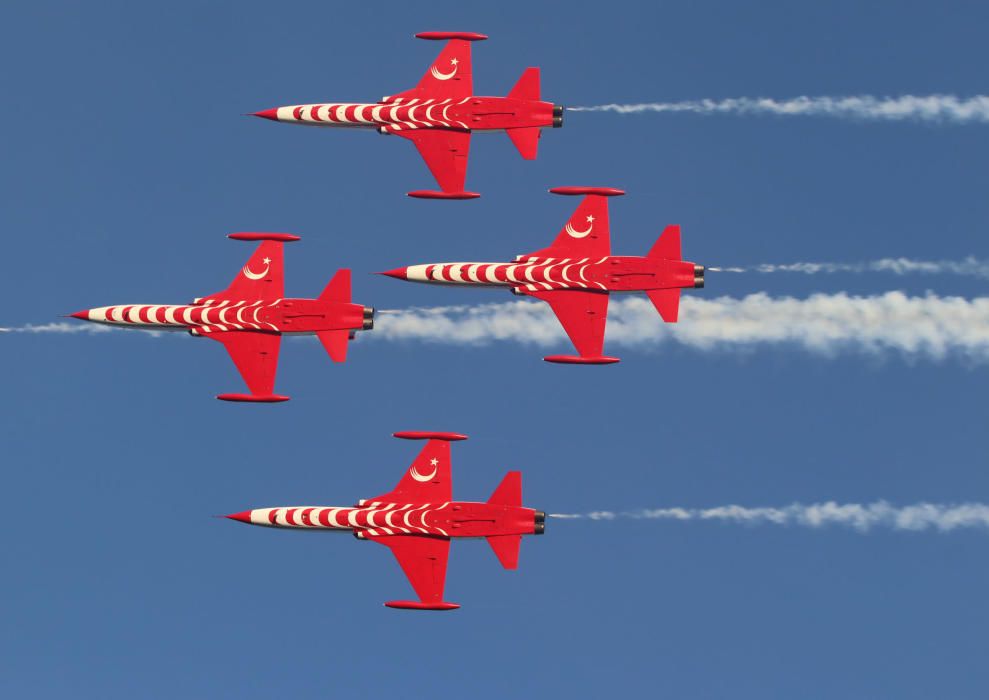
84;300;283;332
405;257;610;292
276;98;473;131
247;503;453;538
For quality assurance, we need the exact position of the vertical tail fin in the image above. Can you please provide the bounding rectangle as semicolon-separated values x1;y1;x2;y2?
647;225;681;261
319;269;351;303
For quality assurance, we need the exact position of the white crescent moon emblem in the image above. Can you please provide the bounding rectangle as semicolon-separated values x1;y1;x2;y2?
242;262;269;280
565;221;594;239
430;64;457;81
410;464;438;482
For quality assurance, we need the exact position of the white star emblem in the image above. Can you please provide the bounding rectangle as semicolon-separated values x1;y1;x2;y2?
586;215;595;223
263;257;271;264
450;58;459;66
430;458;439;466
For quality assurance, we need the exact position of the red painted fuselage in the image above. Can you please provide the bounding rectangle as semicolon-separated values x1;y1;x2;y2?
254;95;558;134
381;254;703;295
70;297;371;336
227;500;543;540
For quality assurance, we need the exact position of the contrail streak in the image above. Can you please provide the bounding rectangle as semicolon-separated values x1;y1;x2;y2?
371;292;989;362
550;502;989;533
569;95;989;123
709;257;989;278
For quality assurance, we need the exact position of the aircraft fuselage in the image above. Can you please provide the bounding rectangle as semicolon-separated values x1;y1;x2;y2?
383;255;705;294
227;501;545;539
71;298;374;335
254;96;560;133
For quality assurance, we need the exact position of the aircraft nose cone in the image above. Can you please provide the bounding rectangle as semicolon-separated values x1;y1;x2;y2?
225;511;253;524
251;108;279;121
69;310;90;320
377;268;408;280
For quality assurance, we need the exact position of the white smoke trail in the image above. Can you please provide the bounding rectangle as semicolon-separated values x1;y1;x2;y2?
569;95;989;123
3;322;115;334
550;502;989;533
709;257;989;278
372;292;989;362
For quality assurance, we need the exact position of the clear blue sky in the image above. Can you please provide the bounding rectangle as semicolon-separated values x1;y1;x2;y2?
2;1;987;697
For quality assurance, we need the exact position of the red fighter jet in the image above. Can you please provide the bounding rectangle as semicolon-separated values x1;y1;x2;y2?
225;432;545;610
251;31;563;199
69;233;374;402
380;187;706;364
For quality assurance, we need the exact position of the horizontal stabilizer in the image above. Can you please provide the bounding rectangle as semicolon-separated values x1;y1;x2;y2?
507;67;540;102
319;269;351;304
486;534;522;570
317;330;348;363
543;355;620;365
647;225;681;261
384;600;460;611
216;393;290;403
487;471;522;507
648;288;681;323
506;127;541;160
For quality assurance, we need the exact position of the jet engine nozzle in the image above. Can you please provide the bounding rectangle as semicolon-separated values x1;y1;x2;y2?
534;510;546;534
552;105;564;128
362;307;375;330
694;265;705;289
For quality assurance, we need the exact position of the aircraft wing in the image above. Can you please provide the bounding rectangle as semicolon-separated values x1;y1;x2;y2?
369;534;454;609
396;129;472;195
366;438;453;504
528;192;613;259
529;289;610;360
202;240;285;303
205;330;282;398
391;36;475;101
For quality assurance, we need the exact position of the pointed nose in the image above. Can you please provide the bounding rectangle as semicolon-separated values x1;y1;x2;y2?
377;268;408;280
69;310;90;320
251;108;280;121
225;511;253;524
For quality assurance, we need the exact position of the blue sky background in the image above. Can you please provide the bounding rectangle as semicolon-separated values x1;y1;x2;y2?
2;1;987;697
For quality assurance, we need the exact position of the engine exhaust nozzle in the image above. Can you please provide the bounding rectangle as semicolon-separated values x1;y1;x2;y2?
362;307;375;330
694;265;705;289
552;105;564;128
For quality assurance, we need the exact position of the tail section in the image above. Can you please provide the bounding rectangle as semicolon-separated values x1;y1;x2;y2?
647;225;681;261
485;471;523;569
647;225;683;322
505;68;542;160
316;270;352;363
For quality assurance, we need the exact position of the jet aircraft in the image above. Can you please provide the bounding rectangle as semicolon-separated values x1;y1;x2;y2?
69;233;374;401
225;432;545;610
379;187;706;363
251;32;563;199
